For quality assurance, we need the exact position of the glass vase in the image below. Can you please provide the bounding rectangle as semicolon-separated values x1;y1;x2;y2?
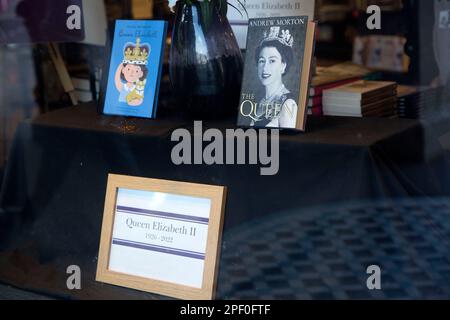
169;2;243;120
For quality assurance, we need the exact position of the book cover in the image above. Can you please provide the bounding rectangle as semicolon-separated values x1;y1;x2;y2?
101;20;167;118
237;16;316;131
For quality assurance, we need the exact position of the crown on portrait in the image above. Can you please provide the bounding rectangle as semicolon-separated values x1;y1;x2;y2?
123;38;151;65
261;27;294;48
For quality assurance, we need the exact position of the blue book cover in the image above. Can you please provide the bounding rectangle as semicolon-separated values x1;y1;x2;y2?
102;20;167;118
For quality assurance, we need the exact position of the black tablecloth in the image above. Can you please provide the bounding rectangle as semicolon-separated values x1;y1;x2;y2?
0;102;449;299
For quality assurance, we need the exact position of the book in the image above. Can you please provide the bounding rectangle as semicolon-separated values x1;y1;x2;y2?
323;80;398;118
237;16;316;131
353;35;409;73
312;62;374;87
99;20;168;118
322;87;397;106
310;77;360;97
396;86;445;119
323;96;397;117
74;90;94;103
323;80;397;100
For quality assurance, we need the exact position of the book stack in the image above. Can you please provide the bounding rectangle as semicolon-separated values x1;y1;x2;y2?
308;77;360;116
308;62;375;116
397;86;445;119
323;80;398;118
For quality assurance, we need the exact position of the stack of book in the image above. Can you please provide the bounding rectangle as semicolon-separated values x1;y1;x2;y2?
308;62;376;116
71;75;98;103
309;77;359;116
397;86;445;119
72;67;102;103
323;80;398;117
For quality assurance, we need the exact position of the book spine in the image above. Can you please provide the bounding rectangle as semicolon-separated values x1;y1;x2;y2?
298;21;317;131
97;21;116;115
152;22;168;118
308;106;323;116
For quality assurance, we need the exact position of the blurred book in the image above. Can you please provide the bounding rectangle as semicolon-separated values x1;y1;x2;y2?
313;62;373;87
396;85;445;119
71;75;101;103
353;35;409;73
307;61;375;116
323;80;397;117
311;77;360;97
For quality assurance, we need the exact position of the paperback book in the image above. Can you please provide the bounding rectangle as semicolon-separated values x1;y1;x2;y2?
323;80;398;118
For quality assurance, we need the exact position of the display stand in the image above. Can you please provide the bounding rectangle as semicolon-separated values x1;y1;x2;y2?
0;102;450;299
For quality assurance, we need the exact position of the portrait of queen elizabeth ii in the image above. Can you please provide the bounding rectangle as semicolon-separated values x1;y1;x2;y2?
251;26;298;129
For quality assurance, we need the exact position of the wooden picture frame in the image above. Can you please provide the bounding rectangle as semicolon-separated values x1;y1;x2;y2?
96;174;227;300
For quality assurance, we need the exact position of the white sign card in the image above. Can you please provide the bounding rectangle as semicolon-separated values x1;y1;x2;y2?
96;174;227;300
227;0;316;48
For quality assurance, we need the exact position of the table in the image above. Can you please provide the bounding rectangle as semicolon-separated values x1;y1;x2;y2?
0;102;449;299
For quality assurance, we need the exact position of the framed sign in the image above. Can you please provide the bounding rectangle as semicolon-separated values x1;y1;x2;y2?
96;174;227;300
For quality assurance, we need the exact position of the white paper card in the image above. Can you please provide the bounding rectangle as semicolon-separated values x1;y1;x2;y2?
108;188;212;289
227;0;315;48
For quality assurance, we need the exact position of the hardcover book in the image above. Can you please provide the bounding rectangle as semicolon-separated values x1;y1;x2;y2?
237;16;316;131
99;20;167;118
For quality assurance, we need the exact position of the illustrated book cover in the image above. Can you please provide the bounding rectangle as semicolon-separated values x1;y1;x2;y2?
99;20;167;118
237;16;316;131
